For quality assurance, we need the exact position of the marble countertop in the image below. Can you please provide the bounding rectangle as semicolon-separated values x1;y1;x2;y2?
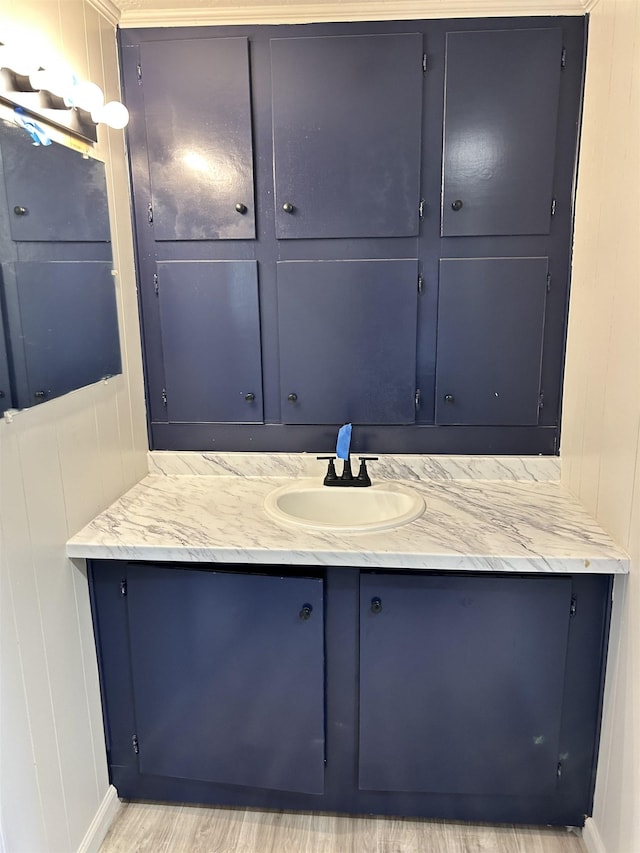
67;454;629;574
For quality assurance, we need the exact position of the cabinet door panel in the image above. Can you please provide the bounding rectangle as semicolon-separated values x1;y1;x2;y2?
141;38;256;240
435;257;547;425
2;261;120;407
442;28;562;237
1;123;110;242
127;566;325;795
272;34;423;239
359;573;572;796
277;260;418;424
157;261;263;423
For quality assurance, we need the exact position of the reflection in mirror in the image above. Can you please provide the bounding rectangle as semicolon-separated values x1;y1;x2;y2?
0;117;121;416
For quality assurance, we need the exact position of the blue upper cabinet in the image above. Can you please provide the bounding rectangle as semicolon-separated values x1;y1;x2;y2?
435;257;548;426
1;122;110;242
277;259;418;424
122;18;585;453
271;33;424;239
140;37;256;240
157;260;263;423
441;28;562;237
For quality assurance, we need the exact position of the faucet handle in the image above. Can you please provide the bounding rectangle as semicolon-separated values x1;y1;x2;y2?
317;456;338;484
357;457;378;486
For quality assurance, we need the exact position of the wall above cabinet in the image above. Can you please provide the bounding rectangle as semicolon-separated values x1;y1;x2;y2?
121;16;586;455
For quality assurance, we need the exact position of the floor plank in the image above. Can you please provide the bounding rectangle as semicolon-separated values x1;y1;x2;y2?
99;804;588;853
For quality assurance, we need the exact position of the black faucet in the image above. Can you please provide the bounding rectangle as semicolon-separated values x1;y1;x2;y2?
317;455;378;487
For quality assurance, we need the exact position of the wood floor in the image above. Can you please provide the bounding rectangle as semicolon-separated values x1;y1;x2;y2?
99;802;587;853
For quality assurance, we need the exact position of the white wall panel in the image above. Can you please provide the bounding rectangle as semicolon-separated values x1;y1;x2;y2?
562;0;640;851
0;2;147;852
0;426;69;851
0;430;49;853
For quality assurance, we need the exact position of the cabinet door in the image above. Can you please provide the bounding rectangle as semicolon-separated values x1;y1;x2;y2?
157;261;263;423
359;573;572;796
127;566;325;795
441;28;562;237
271;33;423;239
0;122;110;242
140;38;256;241
1;261;121;408
435;257;547;425
277;259;418;424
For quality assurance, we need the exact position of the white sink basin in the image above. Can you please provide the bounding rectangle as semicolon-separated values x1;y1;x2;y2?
264;479;425;532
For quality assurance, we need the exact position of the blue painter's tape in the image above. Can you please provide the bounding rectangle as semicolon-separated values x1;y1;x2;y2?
336;423;352;460
13;108;52;146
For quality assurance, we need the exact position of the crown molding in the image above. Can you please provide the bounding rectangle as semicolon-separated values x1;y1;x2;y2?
87;0;121;27
119;0;588;28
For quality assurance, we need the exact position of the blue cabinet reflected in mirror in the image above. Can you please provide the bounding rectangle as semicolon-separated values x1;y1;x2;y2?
0;118;121;414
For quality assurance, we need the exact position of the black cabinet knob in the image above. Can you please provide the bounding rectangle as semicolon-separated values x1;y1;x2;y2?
282;202;295;213
287;393;298;402
34;390;46;400
235;203;248;214
299;603;313;620
0;390;4;398
244;392;255;402
451;199;464;211
371;597;382;614
13;205;28;216
444;394;455;403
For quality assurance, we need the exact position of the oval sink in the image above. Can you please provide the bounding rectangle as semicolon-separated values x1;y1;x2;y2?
264;479;425;532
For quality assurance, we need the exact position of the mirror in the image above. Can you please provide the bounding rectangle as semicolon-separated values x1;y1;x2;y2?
0;117;121;415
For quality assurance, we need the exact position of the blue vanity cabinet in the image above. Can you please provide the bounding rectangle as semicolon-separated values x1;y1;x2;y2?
156;261;263;423
271;33;423;239
1;261;121;408
139;37;256;241
441;27;562;237
88;563;610;825
276;259;419;424
359;573;571;796
92;563;325;795
435;257;548;425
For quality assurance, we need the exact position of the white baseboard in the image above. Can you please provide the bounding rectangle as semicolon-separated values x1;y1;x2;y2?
76;785;122;853
583;817;608;853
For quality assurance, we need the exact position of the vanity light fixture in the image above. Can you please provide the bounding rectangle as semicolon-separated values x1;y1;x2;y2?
0;32;129;140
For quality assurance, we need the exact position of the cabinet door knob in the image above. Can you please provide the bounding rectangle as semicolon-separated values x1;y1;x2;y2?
451;199;464;211
13;205;28;216
371;597;383;614
287;393;298;402
299;603;313;620
0;390;5;398
444;394;455;403
34;390;46;399
244;392;255;402
282;202;295;213
235;203;248;214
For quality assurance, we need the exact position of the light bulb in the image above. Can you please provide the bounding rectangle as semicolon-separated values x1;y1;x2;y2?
36;61;75;98
29;68;49;90
96;101;129;129
70;81;104;112
0;43;40;77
